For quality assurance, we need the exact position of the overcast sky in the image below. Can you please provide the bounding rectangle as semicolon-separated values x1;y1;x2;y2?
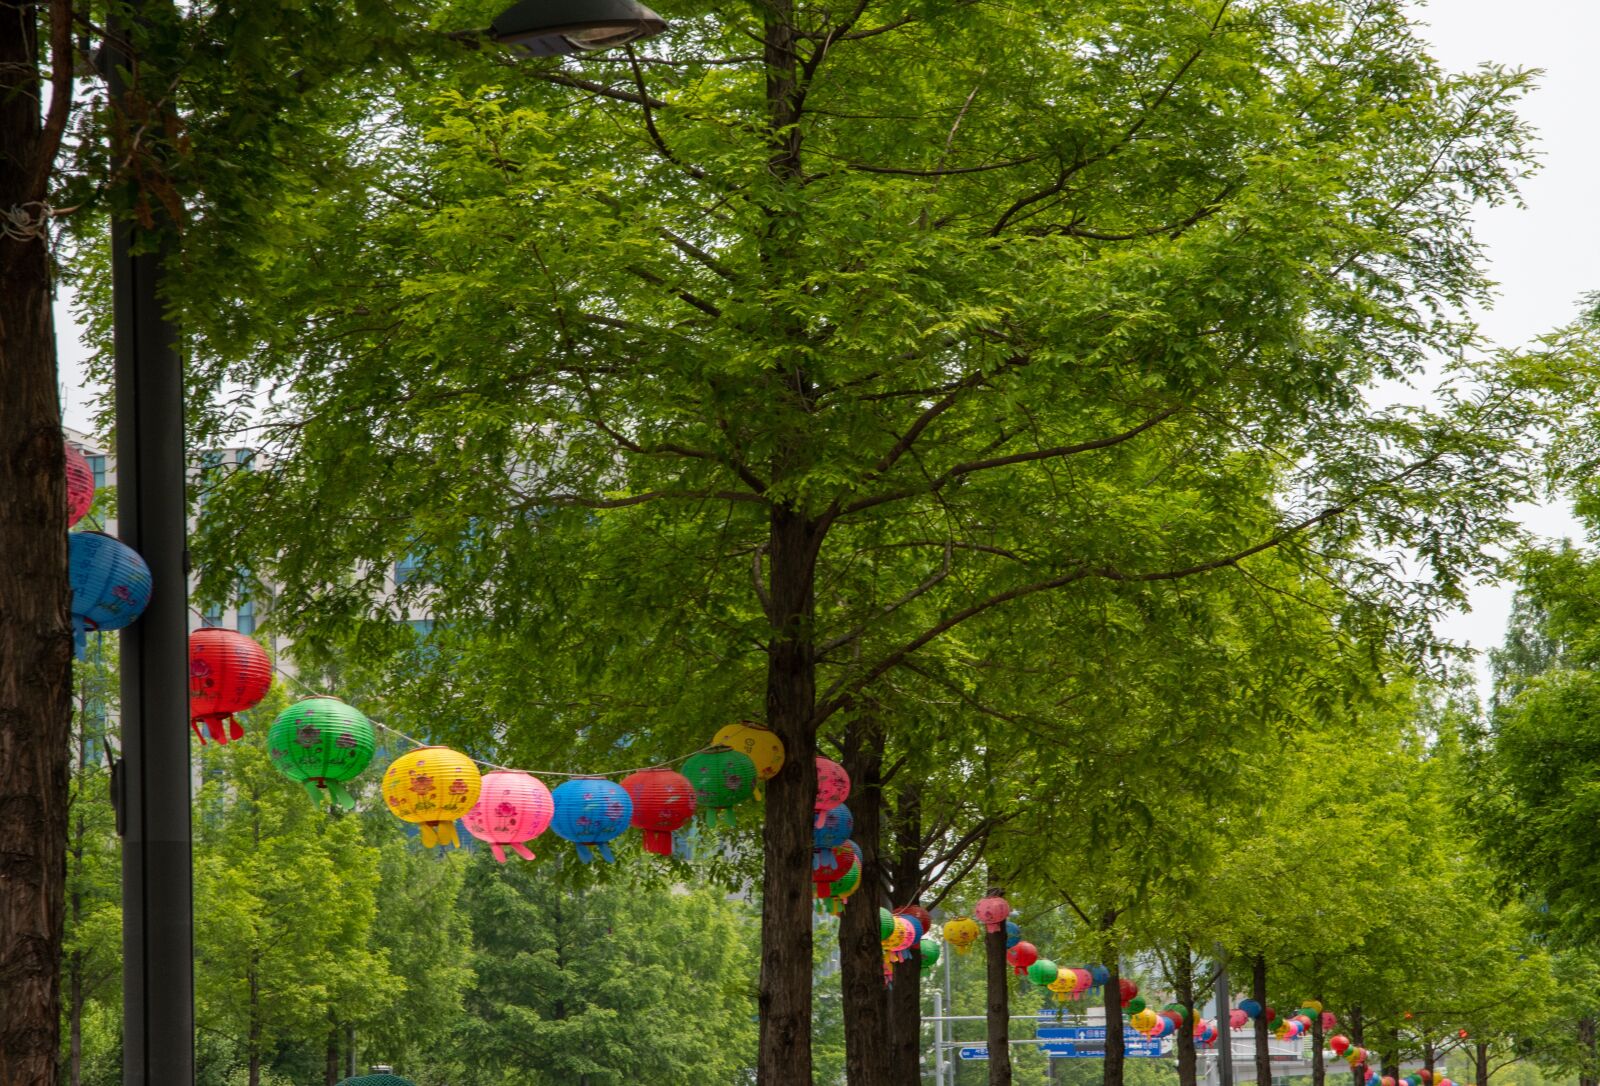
57;0;1600;688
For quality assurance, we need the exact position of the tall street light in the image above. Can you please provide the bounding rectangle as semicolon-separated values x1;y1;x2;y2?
109;3;665;1082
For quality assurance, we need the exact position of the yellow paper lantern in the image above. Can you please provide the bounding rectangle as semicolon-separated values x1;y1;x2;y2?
942;916;982;953
1048;967;1075;1003
382;746;482;848
1131;1009;1160;1032
1305;1000;1323;1013
712;721;786;797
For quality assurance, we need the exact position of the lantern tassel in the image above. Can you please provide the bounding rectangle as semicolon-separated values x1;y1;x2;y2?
490;843;509;863
303;780;326;808
575;844;595;863
327;781;357;811
190;721;207;745
207;718;228;745
435;822;461;848
419;822;440;848
721;809;737;828
228;716;244;742
595;842;616;863
509;842;536;861
643;830;672;856
73;620;87;660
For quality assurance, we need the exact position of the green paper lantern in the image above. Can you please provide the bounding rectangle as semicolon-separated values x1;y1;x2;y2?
1127;996;1147;1015
267;697;377;809
1027;958;1058;987
921;937;941;970
1164;1002;1191;1026
683;747;757;825
880;907;894;941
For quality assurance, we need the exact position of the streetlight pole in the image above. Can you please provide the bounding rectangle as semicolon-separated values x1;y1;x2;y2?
1215;946;1234;1086
107;3;195;1076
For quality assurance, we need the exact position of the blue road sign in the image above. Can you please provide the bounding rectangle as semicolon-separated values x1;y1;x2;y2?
956;1039;1167;1061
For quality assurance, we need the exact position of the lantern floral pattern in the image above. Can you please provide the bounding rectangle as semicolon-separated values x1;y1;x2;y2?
682;747;757;825
550;778;634;863
188;628;273;745
974;895;1010;933
942;917;981;954
267;697;377;809
463;770;554;862
68;531;152;658
621;767;697;856
64;439;95;527
814;757;850;828
382;746;482;848
711;721;785;793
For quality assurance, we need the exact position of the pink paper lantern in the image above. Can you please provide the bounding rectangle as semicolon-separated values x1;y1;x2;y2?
815;757;851;827
974;895;1011;932
65;440;95;527
1321;1011;1338;1032
463;770;555;862
1229;1009;1249;1029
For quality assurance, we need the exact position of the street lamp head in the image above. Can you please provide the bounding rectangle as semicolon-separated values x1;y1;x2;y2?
490;0;666;55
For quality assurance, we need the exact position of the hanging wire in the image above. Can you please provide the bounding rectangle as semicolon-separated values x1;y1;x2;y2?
189;605;719;779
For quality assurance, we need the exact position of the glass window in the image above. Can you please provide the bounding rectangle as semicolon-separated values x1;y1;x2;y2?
394;552;426;585
86;455;106;491
202;603;223;628
236;600;255;636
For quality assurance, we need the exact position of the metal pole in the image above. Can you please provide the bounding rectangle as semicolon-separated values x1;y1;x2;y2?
945;937;956;1085
108;9;195;1079
1214;946;1233;1086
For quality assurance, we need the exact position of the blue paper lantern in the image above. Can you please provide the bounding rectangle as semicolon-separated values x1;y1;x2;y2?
69;532;152;658
1005;920;1022;948
550;778;633;863
1239;999;1263;1019
813;803;853;851
1090;964;1111;986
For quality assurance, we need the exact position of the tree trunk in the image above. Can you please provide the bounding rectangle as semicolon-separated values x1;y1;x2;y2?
1103;950;1125;1086
1578;1018;1596;1086
346;1022;356;1079
0;0;73;1073
756;505;822;1086
1423;1041;1434;1084
1252;957;1271;1086
1383;1028;1399;1080
326;1022;340;1086
841;716;890;1086
985;920;1011;1086
1175;951;1197;1086
248;965;262;1086
889;785;923;1086
1475;1041;1489;1086
1350;1006;1364;1086
1311;995;1325;1086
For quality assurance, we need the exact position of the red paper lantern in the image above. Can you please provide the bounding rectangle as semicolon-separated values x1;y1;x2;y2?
1119;977;1139;1005
813;844;856;888
896;904;934;934
65;440;95;527
1006;941;1039;976
621;767;697;855
1264;1007;1277;1023
188;628;272;744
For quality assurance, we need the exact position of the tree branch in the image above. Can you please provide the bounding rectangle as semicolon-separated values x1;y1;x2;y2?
29;0;74;199
818;541;952;654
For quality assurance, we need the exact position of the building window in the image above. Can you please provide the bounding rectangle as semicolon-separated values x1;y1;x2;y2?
86;455;106;491
406;618;434;638
202;603;223;628
236;598;255;636
394;552;426;585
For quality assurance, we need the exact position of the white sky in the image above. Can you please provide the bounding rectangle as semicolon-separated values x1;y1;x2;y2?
57;0;1599;688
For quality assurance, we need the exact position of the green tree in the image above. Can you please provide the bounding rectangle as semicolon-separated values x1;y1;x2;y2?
453;855;758;1085
171;4;1584;1084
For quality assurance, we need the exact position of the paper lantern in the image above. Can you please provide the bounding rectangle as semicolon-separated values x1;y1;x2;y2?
920;937;941;970
1119;978;1139;1005
1264;1007;1277;1023
683;747;757;825
1419;1073;1432;1084
813;844;856;888
1070;968;1092;997
382;746;482;848
898;905;934;936
815;757;851;827
1330;1036;1350;1057
550;778;634;862
974;896;1010;933
943;917;981;954
1090;965;1110;987
188;628;272;744
1127;996;1147;1016
711;721;785;794
1004;919;1022;948
267;697;377;808
1131;1009;1160;1032
880;907;894;941
68;531;152;658
886;916;916;959
1027;958;1059;987
817;840;863;914
1006;941;1039;976
1164;1003;1190;1026
1230;1008;1249;1029
1305;1000;1323;1013
464;770;554;861
1239;999;1262;1019
814;804;854;850
897;911;925;943
1321;1011;1338;1032
65;440;95;527
621;767;696;855
1048;968;1076;1003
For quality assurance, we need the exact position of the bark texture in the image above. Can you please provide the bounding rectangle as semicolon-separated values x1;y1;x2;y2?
1252;957;1271;1086
1174;953;1197;1086
888;786;923;1086
0;0;73;1075
1476;1041;1489;1086
985;922;1011;1086
755;505;821;1086
1103;955;1126;1086
840;717;890;1086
